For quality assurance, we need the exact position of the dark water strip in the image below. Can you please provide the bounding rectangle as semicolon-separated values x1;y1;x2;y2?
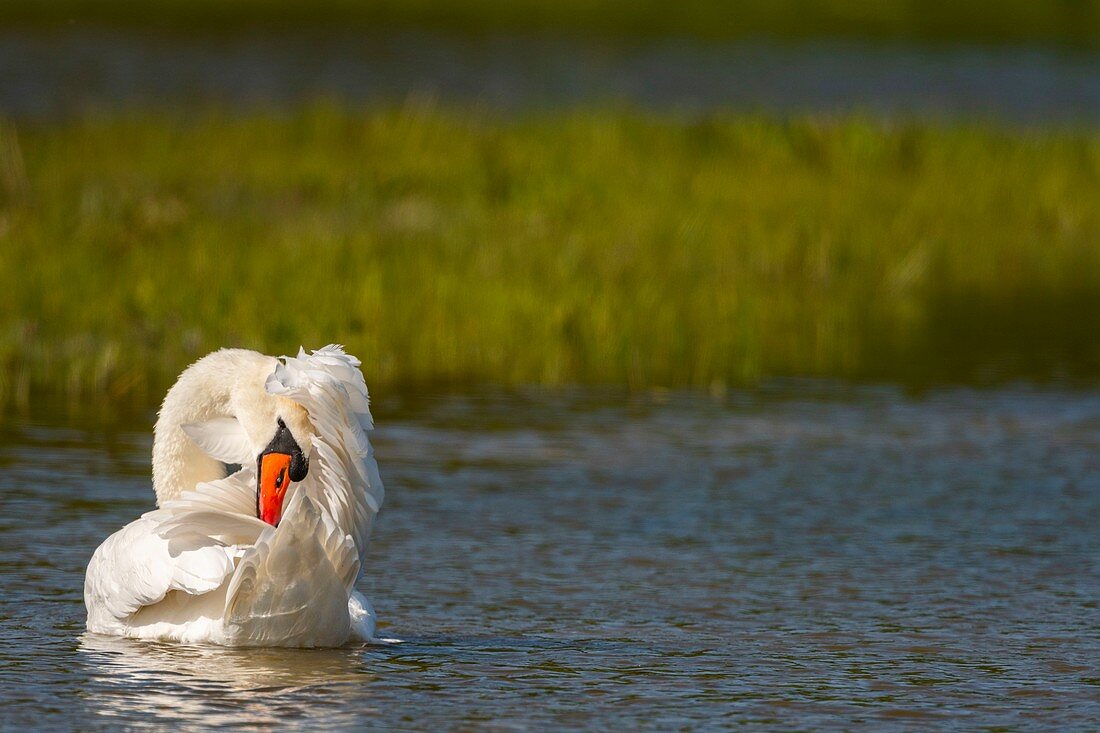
4;28;1100;122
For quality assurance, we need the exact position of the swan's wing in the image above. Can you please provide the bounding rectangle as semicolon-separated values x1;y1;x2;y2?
85;468;270;634
265;345;384;569
222;493;357;647
84;516;235;632
151;468;267;546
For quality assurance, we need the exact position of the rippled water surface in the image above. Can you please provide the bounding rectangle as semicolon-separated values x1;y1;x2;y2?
2;386;1099;729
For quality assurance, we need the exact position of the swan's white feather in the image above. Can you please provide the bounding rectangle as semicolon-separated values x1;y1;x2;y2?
222;494;354;647
180;417;254;465
163;469;258;517
84;345;384;647
84;517;235;626
348;590;377;641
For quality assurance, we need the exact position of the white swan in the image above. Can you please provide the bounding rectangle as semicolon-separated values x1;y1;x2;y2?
84;345;384;647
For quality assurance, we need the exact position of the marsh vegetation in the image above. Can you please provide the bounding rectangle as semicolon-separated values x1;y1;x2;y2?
2;107;1097;406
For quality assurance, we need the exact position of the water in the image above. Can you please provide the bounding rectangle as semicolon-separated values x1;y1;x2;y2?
2;385;1099;729
4;29;1100;122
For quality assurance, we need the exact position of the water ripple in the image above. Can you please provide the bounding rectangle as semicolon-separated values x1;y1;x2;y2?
1;385;1099;728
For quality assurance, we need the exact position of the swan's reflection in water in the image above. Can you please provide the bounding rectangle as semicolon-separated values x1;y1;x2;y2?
78;633;379;729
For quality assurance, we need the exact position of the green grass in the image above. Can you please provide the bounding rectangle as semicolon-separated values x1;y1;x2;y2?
1;105;1098;406
5;0;1100;46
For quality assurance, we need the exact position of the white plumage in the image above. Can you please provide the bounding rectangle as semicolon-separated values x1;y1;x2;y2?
84;345;384;647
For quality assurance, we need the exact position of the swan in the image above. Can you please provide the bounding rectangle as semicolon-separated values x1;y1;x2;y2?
84;345;384;647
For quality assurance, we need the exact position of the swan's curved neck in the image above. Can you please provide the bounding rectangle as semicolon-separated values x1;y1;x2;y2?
151;350;274;504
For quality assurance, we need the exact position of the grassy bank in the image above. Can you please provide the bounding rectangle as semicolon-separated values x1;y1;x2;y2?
1;105;1098;406
4;0;1100;46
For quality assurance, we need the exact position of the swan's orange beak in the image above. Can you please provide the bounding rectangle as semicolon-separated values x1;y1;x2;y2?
258;452;294;526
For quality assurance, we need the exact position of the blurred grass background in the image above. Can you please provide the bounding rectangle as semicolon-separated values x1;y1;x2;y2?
5;0;1100;46
1;105;1098;407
